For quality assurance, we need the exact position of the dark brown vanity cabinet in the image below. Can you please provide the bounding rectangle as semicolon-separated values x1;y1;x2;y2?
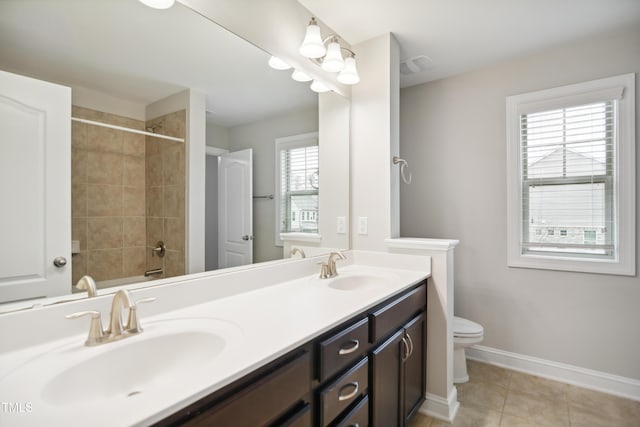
370;286;427;427
157;281;427;427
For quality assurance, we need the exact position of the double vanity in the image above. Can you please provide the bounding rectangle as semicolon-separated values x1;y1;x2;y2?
0;250;431;426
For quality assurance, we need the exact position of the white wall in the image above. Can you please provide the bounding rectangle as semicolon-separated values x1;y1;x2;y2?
400;27;640;380
206;120;230;150
228;107;318;263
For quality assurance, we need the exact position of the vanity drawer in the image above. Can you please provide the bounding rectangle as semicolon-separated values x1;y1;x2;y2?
333;395;368;427
318;317;369;381
370;283;426;342
183;351;311;427
318;357;369;427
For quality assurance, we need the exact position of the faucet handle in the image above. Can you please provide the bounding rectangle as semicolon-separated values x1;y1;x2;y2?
317;262;331;279
66;310;105;346
125;297;156;333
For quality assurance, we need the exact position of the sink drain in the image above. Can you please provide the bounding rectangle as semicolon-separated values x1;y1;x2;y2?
127;390;142;397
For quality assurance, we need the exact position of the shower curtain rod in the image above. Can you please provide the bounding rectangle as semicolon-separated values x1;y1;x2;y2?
71;117;185;143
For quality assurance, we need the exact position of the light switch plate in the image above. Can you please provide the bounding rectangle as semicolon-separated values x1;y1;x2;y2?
358;217;368;235
337;216;346;234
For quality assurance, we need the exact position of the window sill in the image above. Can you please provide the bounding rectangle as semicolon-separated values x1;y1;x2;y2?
280;232;322;243
507;253;635;276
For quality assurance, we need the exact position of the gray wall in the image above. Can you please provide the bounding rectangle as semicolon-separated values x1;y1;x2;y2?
229;107;318;263
205;155;218;271
400;26;640;379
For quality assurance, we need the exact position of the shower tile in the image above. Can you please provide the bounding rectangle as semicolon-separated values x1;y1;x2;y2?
164;217;184;252
72;217;87;251
146;138;162;156
146;217;164;247
146;153;163;187
87;217;123;250
87;126;123;154
71;252;87;286
124;133;145;157
72;121;87;150
72;149;87;184
87;152;123;185
146;248;163;271
146;186;163;217
87;184;122;217
72;183;87;218
124;156;145;187
124;186;145;216
124;216;146;247
164;249;185;278
163;185;185;218
87;249;123;281
123;247;146;277
163;143;185;186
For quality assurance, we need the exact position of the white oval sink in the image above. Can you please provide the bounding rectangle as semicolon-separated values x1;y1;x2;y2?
42;329;225;405
327;274;390;291
0;317;242;409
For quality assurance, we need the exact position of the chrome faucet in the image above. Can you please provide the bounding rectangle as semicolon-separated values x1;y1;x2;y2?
66;289;155;346
75;275;97;297
319;251;346;279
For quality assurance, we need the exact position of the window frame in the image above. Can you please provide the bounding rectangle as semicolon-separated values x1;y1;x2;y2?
274;132;319;247
506;73;635;276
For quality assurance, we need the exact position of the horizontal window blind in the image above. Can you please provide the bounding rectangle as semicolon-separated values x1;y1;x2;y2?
521;101;616;257
279;144;319;233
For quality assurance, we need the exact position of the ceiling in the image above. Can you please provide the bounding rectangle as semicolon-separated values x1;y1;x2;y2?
298;0;640;87
0;0;316;127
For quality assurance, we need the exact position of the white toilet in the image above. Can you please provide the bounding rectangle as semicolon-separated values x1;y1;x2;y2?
453;316;484;383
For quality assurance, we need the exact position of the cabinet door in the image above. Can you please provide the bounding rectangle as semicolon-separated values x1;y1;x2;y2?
402;313;426;425
370;329;403;427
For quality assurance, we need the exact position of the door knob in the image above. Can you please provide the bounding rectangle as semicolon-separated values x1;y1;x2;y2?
53;256;67;268
242;235;253;241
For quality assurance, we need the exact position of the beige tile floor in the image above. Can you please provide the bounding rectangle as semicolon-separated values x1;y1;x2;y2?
409;360;640;427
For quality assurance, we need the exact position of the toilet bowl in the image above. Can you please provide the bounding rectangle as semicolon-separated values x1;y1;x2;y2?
453;316;484;383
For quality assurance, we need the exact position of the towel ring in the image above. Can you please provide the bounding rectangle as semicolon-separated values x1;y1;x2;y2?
393;156;412;184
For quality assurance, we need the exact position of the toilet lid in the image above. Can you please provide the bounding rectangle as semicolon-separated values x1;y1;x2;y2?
453;316;483;337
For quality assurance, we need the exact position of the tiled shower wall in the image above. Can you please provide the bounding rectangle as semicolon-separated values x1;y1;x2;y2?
71;106;147;284
145;110;186;278
71;107;186;286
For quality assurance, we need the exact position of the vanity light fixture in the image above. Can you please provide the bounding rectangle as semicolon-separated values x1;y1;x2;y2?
137;0;175;9
299;17;360;85
310;80;330;93
268;56;291;70
291;69;313;82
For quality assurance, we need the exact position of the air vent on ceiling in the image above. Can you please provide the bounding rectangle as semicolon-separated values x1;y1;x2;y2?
400;55;433;75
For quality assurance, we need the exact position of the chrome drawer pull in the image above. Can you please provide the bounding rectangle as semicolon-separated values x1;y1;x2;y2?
405;332;414;358
338;381;359;401
350;424;360;427
338;339;360;355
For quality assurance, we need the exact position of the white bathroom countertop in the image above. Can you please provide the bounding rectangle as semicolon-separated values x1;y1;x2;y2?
0;251;430;426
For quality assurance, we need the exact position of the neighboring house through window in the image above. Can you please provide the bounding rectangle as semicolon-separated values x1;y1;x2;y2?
275;132;319;246
506;74;635;275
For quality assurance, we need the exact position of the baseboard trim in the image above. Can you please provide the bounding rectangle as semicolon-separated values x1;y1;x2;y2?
466;345;640;402
419;387;460;422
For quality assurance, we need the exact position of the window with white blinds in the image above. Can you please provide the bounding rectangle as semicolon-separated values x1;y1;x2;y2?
506;74;635;275
275;133;319;246
521;101;614;257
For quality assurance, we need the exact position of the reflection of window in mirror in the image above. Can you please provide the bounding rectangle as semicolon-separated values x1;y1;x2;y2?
275;132;319;246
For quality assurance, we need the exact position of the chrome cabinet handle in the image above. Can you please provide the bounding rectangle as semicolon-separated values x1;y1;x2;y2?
401;336;410;361
338;339;360;355
406;332;414;358
53;256;67;267
338;381;359;401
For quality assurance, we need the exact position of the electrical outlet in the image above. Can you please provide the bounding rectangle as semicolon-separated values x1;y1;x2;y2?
358;217;368;235
337;216;346;234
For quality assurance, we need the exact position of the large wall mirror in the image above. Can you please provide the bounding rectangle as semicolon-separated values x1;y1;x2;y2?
0;0;350;308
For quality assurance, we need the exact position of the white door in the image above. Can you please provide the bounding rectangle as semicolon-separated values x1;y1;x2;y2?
218;149;253;268
0;70;71;303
